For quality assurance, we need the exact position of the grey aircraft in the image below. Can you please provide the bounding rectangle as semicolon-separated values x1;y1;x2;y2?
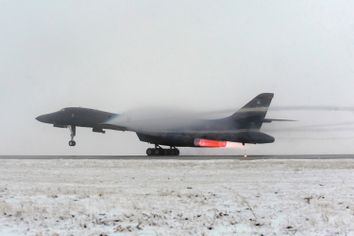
36;93;290;156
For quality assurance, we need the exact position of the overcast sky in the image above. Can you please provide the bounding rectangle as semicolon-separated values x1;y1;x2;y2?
1;0;354;155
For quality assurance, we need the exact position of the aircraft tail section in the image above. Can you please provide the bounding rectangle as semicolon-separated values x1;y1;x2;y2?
229;93;274;129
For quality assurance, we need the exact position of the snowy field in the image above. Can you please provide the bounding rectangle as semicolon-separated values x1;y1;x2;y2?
0;158;354;236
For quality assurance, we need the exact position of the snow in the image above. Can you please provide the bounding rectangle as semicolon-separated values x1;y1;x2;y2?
0;158;354;235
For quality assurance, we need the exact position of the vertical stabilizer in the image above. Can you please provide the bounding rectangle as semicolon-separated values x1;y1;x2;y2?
229;93;274;129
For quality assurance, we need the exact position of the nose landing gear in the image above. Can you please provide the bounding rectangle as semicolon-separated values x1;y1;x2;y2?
69;140;76;146
68;125;76;147
146;145;180;156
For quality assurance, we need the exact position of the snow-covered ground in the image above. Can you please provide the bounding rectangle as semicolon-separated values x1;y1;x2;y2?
0;158;354;236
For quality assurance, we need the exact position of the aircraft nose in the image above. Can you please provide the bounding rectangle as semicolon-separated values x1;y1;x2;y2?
36;114;50;123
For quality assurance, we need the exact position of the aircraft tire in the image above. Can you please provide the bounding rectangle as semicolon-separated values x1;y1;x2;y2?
146;148;153;156
69;140;76;147
174;149;180;156
146;148;180;156
166;149;179;156
154;149;161;156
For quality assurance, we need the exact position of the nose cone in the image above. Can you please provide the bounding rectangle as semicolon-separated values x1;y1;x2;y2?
36;114;51;123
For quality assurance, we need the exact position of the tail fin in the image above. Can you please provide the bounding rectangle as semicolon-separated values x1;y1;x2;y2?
230;93;274;129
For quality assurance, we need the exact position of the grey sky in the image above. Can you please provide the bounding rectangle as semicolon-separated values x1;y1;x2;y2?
1;0;354;155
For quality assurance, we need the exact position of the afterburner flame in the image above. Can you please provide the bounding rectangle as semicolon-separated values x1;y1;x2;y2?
194;139;227;147
194;139;246;149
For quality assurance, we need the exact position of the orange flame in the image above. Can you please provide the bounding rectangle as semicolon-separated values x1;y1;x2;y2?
194;139;227;147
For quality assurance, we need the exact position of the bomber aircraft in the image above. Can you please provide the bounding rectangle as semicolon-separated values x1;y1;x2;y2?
36;93;290;156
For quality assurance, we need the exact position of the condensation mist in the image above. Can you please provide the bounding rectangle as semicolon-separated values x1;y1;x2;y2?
1;0;354;155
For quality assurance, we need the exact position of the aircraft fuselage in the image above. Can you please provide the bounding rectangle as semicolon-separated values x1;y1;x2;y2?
36;93;277;155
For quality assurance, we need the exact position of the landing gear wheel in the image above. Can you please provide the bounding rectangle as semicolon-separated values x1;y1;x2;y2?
174;149;180;156
146;148;153;156
146;147;180;156
168;147;179;156
154;149;161;156
69;140;76;146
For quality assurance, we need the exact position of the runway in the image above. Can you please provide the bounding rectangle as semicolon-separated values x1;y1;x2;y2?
1;154;354;160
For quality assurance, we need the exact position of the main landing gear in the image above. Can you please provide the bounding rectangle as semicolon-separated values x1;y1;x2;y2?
146;145;180;156
68;125;76;147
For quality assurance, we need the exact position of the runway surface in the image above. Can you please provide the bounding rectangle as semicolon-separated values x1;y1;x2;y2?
1;154;354;160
